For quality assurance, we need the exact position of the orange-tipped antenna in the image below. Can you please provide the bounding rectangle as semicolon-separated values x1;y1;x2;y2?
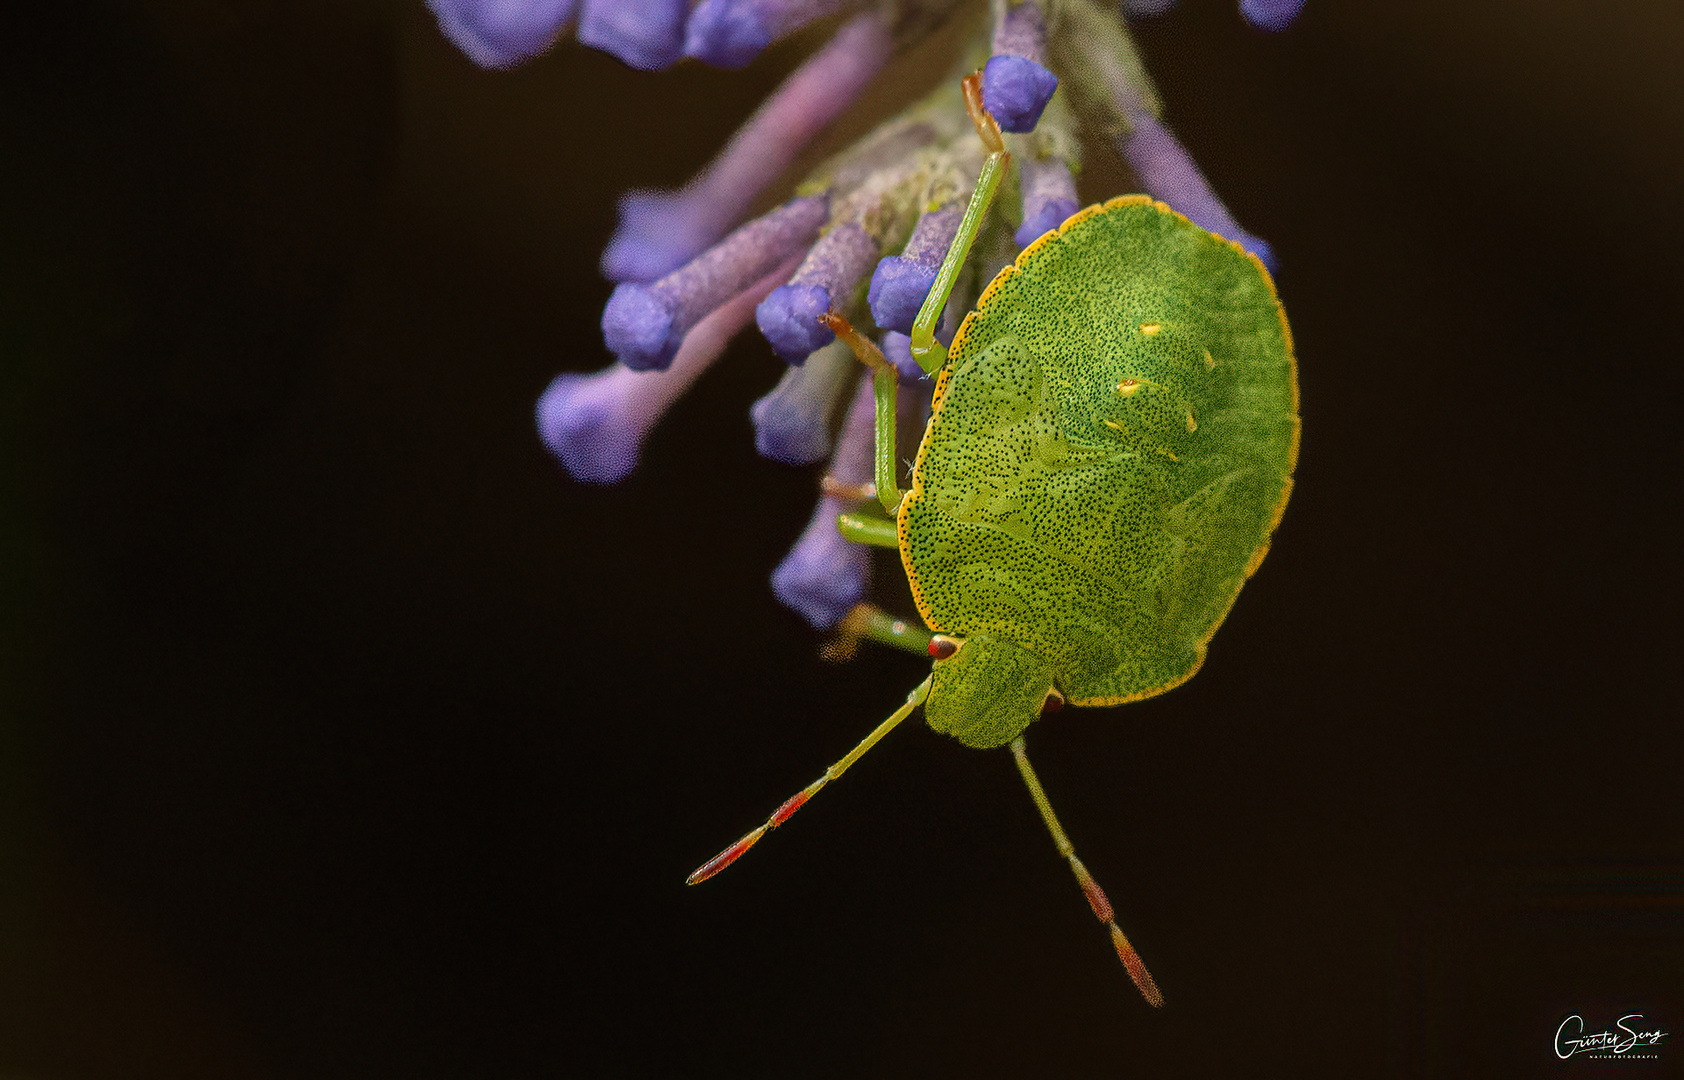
686;677;933;885
1009;736;1165;1008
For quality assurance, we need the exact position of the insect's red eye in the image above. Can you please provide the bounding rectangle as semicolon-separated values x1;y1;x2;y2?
1041;690;1066;714
928;636;959;660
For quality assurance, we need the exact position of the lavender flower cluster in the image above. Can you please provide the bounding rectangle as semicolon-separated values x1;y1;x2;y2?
428;0;1302;631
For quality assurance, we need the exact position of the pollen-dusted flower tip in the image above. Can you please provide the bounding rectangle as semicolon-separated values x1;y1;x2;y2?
543;252;798;482
684;0;850;69
755;283;831;364
603;195;828;370
1120;111;1277;271
1015;154;1079;248
602;12;891;282
756;221;880;364
427;0;578;69
867;202;964;334
982;2;1058;134
751;337;857;465
1240;0;1306;32
575;0;688;71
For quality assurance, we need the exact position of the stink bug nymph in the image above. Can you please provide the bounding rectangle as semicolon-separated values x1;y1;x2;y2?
687;74;1299;1009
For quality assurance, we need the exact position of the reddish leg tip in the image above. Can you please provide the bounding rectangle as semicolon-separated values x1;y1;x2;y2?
770;789;811;827
1081;878;1115;924
1070;858;1115;923
1110;925;1165;1007
686;827;765;885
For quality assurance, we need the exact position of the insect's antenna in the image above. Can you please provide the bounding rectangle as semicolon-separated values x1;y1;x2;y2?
1009;737;1165;1008
686;676;933;885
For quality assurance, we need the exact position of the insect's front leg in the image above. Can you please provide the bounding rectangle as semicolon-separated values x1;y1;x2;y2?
909;72;1010;374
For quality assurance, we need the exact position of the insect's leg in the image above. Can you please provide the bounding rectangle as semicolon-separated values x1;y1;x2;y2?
1010;736;1166;1008
687;676;933;885
835;511;897;548
908;73;1010;375
821;603;933;662
819;312;903;515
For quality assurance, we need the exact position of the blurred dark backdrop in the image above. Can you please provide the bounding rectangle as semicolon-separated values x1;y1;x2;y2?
3;1;1681;1077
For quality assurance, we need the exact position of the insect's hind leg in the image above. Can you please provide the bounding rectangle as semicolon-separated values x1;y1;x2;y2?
1010;737;1166;1008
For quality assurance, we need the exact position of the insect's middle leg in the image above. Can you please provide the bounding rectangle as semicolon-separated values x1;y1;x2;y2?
818;313;904;515
822;602;933;662
1011;737;1165;1008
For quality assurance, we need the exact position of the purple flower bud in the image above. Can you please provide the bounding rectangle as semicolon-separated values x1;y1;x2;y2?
750;338;857;465
600;12;891;282
755;285;831;365
867;202;963;334
770;494;870;628
982;56;1059;134
575;0;688;71
1240;0;1306;32
755;221;880;364
1121;0;1177;18
1120;111;1278;271
1015;155;1079;247
983;2;1057;134
684;0;849;69
544;251;799;482
427;0;577;69
770;377;875;627
603;195;827;370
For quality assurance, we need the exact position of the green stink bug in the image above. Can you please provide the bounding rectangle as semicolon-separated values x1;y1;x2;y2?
688;76;1299;1008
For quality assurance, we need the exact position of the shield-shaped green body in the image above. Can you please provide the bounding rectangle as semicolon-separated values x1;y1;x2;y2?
900;196;1299;748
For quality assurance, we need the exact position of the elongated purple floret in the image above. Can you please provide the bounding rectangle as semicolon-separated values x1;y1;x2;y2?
867;202;963;334
1121;112;1277;271
770;377;875;627
750;338;857;465
685;0;850;69
601;13;890;282
602;196;827;370
546;256;793;481
427;0;578;69
771;495;870;627
755;221;879;364
1240;0;1306;32
983;2;1058;133
1015;155;1079;247
576;0;688;71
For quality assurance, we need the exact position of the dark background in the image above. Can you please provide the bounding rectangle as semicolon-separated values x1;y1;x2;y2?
3;1;1681;1076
